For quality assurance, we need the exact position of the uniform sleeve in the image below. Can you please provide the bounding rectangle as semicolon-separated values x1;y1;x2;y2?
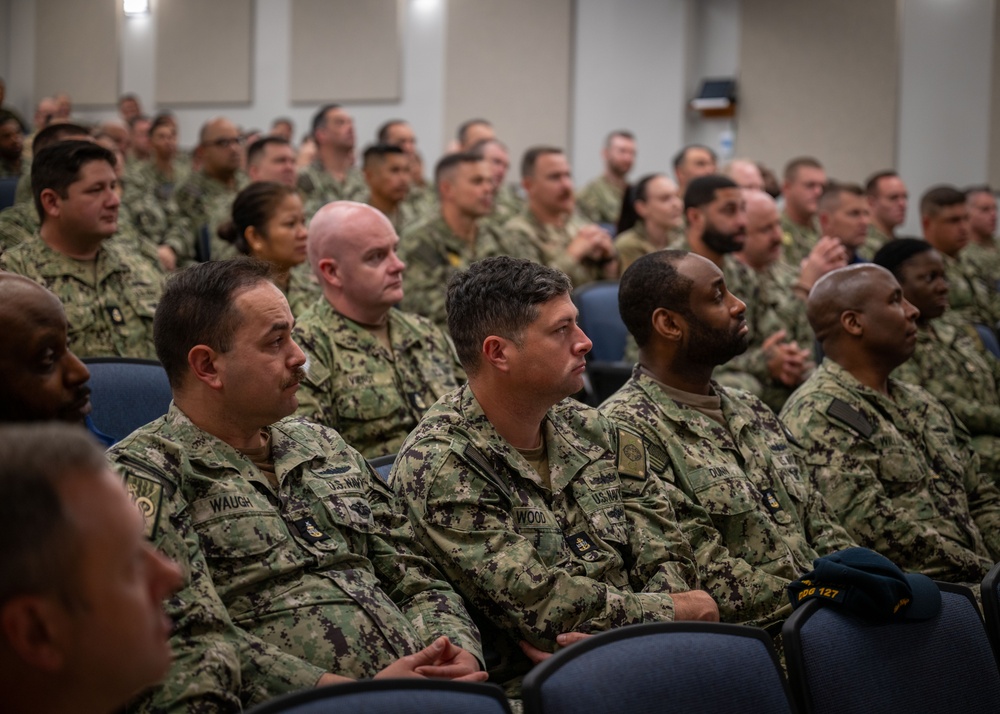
397;230;449;328
784;444;856;555
780;398;995;583
392;439;677;652
958;432;1000;560
109;452;325;713
292;323;336;428
362;463;484;664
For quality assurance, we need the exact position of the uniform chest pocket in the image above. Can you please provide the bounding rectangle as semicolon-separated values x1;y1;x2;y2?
512;508;569;567
573;474;630;547
306;478;375;534
688;465;760;517
190;493;289;560
878;446;924;485
338;372;405;422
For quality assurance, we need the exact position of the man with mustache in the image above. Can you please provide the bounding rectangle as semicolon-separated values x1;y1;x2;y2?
602;251;854;630
501;146;617;287
780;264;1000;585
293;201;463;459
109;258;485;712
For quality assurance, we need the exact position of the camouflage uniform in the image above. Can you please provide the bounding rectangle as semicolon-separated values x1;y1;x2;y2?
293;300;463;459
296;162;366;219
283;263;322;318
942;251;1000;328
109;406;482;712
390;385;700;692
501;209;612;287
893;317;1000;476
614;222;686;273
858;223;892;262
123;158;190;207
576;175;624;227
0;200;38;252
363;195;418;236
399;214;521;328
0;235;162;359
487;183;524;229
962;240;1000;288
162;170;246;266
0;156;21;178
601;368;853;628
780;213;820;270
12;160;31;205
401;183;438;222
779;359;1000;583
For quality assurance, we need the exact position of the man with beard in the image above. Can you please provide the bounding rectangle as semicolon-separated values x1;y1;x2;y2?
576;130;636;227
108;258;485;711
501;146;616;287
665;175;811;400
780;265;1000;585
602;251;854;629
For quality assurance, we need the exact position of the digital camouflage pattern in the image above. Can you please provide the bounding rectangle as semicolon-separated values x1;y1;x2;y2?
601;368;854;628
485;183;524;230
293;300;463;458
0;235;162;359
399;214;522;328
962;241;1000;289
941;251;1000;328
296;162;366;219
893;316;1000;476
390;385;700;692
779;213;820;270
123;158;190;209
575;175;624;227
857;223;892;262
282;263;322;318
780;359;1000;583
162;170;246;266
109;405;482;712
500;209;609;287
0;200;38;252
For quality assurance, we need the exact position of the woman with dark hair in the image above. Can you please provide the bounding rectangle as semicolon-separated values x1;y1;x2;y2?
614;173;684;271
218;181;320;316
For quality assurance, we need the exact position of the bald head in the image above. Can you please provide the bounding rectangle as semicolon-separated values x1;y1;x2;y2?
807;265;877;341
724;159;765;192
0;275;92;424
306;201;406;322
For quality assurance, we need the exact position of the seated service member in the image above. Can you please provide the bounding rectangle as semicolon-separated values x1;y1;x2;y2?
0;140;162;360
0;423;182;714
874;238;1000;478
391;256;718;693
109;259;484;712
602;251;854;629
294;201;463;459
780;264;1000;584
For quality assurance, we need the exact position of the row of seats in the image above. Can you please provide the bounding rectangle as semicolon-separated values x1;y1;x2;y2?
247;572;1000;713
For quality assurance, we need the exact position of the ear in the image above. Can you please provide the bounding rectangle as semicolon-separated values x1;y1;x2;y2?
920;215;931;234
187;345;223;390
316;257;341;288
481;335;513;373
521;175;533;194
651;307;684;342
244;225;266;253
841;309;864;337
0;597;68;671
39;188;61;220
685;205;702;231
634;198;649;221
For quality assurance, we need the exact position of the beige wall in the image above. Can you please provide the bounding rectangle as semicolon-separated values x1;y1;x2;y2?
34;0;118;105
738;0;899;183
443;0;572;171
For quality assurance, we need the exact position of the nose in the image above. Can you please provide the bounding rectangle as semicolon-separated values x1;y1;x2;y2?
574;324;593;357
147;545;184;599
730;294;747;317
289;338;307;368
390;249;406;273
65;349;90;387
903;297;920;322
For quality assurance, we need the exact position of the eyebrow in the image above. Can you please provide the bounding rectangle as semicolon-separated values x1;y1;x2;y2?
267;321;291;335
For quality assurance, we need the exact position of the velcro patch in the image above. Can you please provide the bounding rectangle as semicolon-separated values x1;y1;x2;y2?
566;532;601;561
292;516;330;544
513;507;553;529
125;474;162;540
617;429;646;478
646;442;669;476
106;305;126;325
760;488;783;516
827;398;873;438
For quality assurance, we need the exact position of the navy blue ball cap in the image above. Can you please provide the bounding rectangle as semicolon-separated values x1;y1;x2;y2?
787;547;941;621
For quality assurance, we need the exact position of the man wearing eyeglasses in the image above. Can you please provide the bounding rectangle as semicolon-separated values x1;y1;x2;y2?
161;117;248;269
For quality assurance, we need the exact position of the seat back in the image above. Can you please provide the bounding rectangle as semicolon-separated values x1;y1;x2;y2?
245;678;511;714
83;358;173;442
782;584;1000;714
0;176;18;210
573;281;626;362
982;561;1000;656
521;622;794;714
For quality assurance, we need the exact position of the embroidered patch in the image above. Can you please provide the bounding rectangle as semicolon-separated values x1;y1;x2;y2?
617;429;646;478
292;516;330;544
125;474;162;540
566;532;601;561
